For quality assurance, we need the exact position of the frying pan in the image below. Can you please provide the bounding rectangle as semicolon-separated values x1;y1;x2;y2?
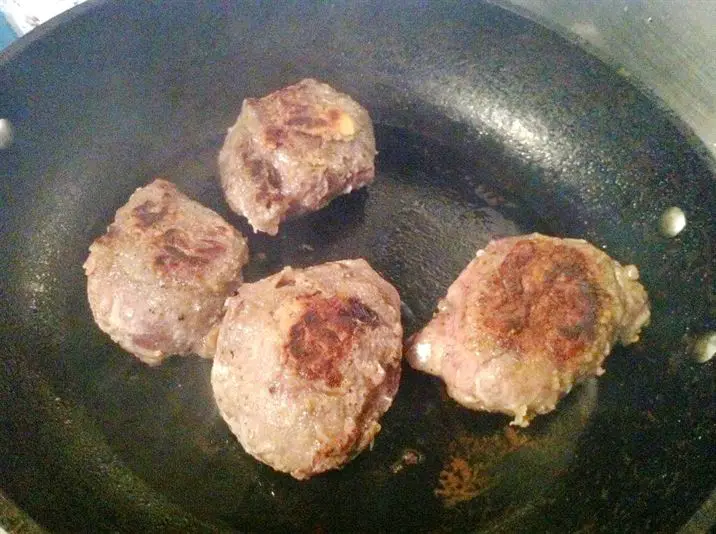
0;1;714;532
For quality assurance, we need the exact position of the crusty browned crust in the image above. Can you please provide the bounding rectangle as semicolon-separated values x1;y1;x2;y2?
286;295;382;388
477;239;605;366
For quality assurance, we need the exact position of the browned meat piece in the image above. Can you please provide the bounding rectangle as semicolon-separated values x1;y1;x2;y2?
84;179;249;366
211;259;402;479
406;233;650;426
218;78;376;235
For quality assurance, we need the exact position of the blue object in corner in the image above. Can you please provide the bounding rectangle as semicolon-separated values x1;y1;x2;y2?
0;13;18;51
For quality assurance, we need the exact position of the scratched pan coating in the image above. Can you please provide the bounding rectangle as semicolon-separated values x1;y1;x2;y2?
0;1;714;533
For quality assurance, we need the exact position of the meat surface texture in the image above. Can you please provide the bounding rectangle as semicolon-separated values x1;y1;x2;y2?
406;233;650;426
218;78;376;235
211;259;402;479
84;179;249;366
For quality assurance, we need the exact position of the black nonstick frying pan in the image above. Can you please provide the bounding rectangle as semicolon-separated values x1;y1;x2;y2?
0;1;714;532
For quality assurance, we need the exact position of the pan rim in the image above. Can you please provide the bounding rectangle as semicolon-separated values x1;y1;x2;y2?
0;0;106;66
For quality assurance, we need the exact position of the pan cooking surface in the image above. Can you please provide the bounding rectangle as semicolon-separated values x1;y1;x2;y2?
0;1;713;532
2;126;598;533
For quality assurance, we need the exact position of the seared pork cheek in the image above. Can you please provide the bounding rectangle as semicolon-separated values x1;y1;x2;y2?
211;259;402;479
218;79;376;235
84;179;249;365
407;233;650;426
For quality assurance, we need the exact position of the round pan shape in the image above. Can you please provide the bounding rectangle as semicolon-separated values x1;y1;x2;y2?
0;1;713;532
